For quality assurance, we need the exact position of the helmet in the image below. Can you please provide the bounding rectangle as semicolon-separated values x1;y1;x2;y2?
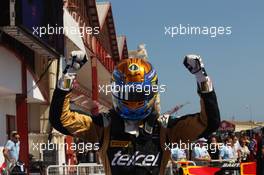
111;58;158;120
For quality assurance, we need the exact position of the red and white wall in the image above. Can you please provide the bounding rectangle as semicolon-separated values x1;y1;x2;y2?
0;46;46;164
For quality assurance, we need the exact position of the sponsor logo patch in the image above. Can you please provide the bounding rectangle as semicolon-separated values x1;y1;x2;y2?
110;140;131;148
111;150;160;167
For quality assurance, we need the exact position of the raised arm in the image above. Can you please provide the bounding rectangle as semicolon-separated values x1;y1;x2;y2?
49;51;104;142
164;55;220;143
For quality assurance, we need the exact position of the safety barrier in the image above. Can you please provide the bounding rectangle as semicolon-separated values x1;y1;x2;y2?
46;163;105;175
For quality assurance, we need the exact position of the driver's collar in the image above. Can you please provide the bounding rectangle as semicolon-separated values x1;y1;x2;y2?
123;109;158;137
124;120;154;137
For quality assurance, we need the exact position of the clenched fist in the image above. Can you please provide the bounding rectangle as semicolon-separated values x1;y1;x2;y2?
59;50;88;91
63;50;87;74
183;54;213;93
183;54;205;75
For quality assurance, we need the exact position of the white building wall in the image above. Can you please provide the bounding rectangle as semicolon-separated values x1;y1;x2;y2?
0;96;16;165
27;70;45;103
0;96;16;146
0;46;22;95
0;47;21;164
0;46;21;148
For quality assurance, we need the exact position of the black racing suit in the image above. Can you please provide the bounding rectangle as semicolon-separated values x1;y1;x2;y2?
49;83;220;175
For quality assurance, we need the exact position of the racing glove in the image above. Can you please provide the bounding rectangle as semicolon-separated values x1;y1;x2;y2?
183;54;213;93
58;51;87;91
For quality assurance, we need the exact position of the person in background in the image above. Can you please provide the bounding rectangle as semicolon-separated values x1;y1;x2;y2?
208;135;220;160
192;138;211;165
220;137;236;161
239;137;250;162
245;135;251;145
171;146;188;162
2;132;20;174
248;133;258;161
232;135;241;160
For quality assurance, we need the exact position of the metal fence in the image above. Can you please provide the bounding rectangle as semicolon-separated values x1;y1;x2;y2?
46;163;105;175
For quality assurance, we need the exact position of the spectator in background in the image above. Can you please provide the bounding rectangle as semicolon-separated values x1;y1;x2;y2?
192;138;211;165
208;136;220;160
232;135;241;160
239;137;250;162
256;128;264;175
248;133;258;161
171;146;188;162
170;147;188;175
3;132;20;174
220;137;236;161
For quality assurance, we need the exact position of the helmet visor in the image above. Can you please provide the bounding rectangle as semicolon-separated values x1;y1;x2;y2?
111;82;156;101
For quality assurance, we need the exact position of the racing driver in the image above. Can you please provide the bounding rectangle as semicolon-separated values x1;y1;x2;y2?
49;51;220;175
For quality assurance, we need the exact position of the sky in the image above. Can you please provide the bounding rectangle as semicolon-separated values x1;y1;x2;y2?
102;0;264;121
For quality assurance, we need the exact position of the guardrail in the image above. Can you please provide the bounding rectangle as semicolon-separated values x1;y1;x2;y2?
46;163;104;175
